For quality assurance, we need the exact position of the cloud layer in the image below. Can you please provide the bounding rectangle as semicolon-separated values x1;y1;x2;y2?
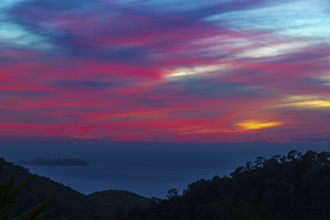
1;0;330;143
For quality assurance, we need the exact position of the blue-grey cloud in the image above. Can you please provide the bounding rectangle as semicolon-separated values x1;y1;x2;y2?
167;76;268;98
0;108;58;124
53;80;116;90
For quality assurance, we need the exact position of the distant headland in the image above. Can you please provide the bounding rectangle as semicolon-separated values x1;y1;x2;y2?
17;157;89;166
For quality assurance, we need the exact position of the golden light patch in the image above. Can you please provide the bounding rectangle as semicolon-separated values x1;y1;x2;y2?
237;121;281;130
287;100;330;108
275;95;330;109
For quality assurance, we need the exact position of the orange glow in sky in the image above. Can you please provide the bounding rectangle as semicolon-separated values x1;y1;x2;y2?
237;121;282;130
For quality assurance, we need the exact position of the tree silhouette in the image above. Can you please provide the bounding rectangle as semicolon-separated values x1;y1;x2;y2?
125;150;330;220
0;162;51;220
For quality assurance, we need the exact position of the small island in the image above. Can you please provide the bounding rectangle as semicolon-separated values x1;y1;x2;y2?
17;158;90;166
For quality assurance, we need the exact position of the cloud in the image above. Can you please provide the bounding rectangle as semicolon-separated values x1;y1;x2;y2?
0;108;58;124
53;80;116;90
0;0;330;142
206;0;330;43
165;75;268;98
273;95;330;110
237;121;282;130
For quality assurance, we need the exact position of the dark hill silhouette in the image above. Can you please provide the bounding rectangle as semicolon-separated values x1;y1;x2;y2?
0;157;149;220
89;190;150;218
125;150;330;220
3;150;330;219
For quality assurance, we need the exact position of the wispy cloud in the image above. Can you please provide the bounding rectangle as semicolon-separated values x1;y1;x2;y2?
0;0;329;142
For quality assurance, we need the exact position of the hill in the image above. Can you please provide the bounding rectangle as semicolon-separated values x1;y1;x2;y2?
89;190;150;217
125;150;330;220
0;157;149;220
4;150;330;219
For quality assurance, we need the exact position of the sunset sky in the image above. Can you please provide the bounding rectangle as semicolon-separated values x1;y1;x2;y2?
1;0;330;143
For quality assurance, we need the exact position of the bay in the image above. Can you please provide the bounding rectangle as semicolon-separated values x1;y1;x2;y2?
24;164;231;198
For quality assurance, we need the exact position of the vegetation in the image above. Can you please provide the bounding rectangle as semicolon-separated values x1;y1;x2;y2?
89;190;149;218
2;150;330;219
0;158;149;220
124;150;330;220
0;162;51;220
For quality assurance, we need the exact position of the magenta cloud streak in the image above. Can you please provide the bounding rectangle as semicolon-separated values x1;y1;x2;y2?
1;0;330;143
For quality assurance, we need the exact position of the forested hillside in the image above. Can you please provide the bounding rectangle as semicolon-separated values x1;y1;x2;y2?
0;158;149;220
125;150;330;220
2;150;330;220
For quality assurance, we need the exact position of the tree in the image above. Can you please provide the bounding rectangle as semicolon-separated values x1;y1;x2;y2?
166;188;178;199
0;161;51;220
125;150;330;220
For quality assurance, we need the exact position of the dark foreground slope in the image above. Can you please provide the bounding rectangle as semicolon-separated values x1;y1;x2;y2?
89;190;150;218
0;158;149;220
126;150;330;220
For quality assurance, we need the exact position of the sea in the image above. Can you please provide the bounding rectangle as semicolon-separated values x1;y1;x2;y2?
5;141;319;198
23;164;231;198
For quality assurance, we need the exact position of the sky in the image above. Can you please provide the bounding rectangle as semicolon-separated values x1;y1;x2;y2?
1;0;330;143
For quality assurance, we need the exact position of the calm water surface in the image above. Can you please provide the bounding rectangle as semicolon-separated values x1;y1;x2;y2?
24;165;231;198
